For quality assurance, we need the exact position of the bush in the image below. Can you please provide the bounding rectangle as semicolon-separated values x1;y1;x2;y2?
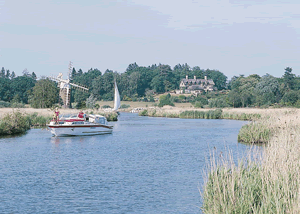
11;102;25;108
102;105;111;109
0;111;30;135
139;110;148;116
158;94;175;107
0;101;11;108
209;97;230;108
281;90;299;106
193;101;203;108
26;113;51;127
98;112;118;121
120;104;130;109
94;103;100;110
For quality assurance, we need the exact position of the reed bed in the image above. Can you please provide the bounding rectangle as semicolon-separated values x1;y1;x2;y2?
202;109;300;213
0;111;31;135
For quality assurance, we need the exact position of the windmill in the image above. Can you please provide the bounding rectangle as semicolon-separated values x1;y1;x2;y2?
49;62;89;108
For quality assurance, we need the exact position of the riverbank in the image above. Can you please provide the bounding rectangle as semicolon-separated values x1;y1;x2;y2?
0;108;118;136
202;108;300;213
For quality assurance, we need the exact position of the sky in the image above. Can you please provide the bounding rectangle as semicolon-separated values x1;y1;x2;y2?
0;0;299;79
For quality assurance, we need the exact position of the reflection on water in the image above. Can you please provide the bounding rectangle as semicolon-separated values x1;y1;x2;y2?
0;113;256;214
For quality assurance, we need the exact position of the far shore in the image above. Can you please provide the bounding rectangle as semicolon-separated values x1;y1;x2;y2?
0;101;298;119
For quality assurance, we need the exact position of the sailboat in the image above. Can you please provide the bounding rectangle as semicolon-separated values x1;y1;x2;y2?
112;81;121;112
104;81;120;112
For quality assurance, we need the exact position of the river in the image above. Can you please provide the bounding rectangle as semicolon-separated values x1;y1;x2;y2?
0;113;253;213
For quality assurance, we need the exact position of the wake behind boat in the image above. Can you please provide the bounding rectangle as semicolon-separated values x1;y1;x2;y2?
47;112;113;137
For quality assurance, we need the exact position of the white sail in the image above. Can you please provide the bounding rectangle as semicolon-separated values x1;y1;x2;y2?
113;81;121;111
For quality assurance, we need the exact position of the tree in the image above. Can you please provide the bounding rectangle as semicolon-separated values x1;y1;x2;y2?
11;76;36;103
281;90;299;106
0;78;12;101
71;67;77;79
255;74;280;105
74;90;89;108
126;62;139;73
31;72;37;80
22;68;30;77
282;67;295;90
0;67;5;78
204;69;227;90
227;90;241;107
5;70;10;79
29;78;59;108
10;71;16;79
158;94;174;107
86;94;97;109
151;75;165;93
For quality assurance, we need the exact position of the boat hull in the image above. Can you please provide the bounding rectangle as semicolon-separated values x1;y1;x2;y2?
47;124;113;137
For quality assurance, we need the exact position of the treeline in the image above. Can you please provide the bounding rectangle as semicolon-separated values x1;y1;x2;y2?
0;63;227;108
0;63;299;108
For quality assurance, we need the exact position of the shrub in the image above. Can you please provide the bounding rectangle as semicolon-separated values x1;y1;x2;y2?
0;111;30;135
209;97;230;108
98;112;118;121
11;102;25;108
120;104;130;109
102;105;111;109
139;110;148;116
0;101;11;108
158;94;175;107
26;113;51;127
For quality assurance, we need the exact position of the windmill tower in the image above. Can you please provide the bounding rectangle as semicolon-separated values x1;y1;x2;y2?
50;62;89;108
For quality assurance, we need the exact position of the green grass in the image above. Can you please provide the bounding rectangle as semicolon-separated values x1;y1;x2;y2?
202;157;299;213
238;122;271;144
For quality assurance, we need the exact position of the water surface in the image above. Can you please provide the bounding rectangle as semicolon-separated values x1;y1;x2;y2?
0;113;252;213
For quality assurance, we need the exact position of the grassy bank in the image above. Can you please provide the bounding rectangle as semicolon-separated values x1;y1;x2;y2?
0;111;52;136
202;109;300;213
0;111;31;135
0;110;118;136
139;108;261;120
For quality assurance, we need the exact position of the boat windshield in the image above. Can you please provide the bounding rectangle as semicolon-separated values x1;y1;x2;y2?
95;117;106;124
59;114;78;119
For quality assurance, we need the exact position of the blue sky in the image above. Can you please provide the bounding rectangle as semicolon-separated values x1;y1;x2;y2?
0;0;299;79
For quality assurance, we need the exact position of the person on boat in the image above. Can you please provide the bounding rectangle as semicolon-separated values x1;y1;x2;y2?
78;110;84;119
54;107;60;124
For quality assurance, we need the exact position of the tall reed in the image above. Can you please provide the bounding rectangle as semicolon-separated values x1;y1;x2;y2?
0;111;30;135
202;109;300;213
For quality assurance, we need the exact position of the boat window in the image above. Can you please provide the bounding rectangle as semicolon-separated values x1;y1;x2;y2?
73;121;84;124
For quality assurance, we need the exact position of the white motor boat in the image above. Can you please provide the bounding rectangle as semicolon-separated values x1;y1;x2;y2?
47;114;113;137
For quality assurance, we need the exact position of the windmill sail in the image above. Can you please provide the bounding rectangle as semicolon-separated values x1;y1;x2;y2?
113;81;120;111
49;62;88;108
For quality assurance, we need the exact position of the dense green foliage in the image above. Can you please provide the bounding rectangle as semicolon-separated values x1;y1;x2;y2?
1;65;299;108
29;78;59;108
238;122;270;143
179;109;223;119
158;94;175;107
0;111;31;135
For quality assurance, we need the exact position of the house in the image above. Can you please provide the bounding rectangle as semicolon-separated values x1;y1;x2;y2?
175;75;215;95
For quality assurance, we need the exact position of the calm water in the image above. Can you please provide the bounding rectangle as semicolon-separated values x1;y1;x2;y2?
0;113;252;214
